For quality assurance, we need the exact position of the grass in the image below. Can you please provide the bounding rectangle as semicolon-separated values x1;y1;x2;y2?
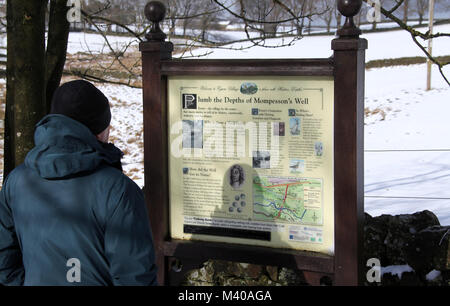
64;47;450;88
365;107;387;121
366;55;450;69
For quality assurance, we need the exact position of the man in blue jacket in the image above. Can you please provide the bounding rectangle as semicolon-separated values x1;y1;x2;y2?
0;80;157;285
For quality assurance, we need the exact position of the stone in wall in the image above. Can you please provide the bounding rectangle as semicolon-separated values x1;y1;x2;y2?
182;260;306;286
364;210;449;285
179;210;449;286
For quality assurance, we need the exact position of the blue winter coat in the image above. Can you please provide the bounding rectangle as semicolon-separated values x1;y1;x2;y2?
0;114;157;286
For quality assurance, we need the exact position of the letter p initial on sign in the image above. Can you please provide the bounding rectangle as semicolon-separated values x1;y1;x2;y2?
182;94;197;109
67;0;81;23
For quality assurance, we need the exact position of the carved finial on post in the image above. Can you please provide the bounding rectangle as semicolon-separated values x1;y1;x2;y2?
337;0;362;37
145;1;167;41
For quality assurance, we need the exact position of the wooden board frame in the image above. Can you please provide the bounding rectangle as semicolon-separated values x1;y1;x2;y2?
140;1;367;286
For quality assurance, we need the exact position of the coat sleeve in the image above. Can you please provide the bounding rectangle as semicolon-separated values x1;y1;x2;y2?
0;178;25;286
104;178;158;286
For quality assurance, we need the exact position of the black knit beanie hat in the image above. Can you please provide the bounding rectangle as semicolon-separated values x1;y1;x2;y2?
50;80;111;135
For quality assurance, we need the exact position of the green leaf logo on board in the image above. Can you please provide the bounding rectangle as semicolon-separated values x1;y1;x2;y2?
240;82;258;95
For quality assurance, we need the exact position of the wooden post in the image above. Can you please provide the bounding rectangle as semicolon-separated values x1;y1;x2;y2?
332;0;367;286
139;1;173;285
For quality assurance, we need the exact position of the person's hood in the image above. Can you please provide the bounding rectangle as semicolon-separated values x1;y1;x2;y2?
25;114;123;179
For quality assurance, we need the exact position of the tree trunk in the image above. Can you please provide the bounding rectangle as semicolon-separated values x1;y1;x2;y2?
5;0;48;179
297;2;306;35
356;10;361;26
307;17;311;34
4;0;15;180
336;11;342;30
297;18;304;36
45;0;70;114
326;10;332;33
307;0;313;35
403;0;409;24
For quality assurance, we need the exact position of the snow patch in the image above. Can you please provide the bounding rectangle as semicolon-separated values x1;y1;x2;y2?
425;269;441;281
381;265;414;279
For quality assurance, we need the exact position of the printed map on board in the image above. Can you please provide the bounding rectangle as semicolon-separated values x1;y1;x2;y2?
253;176;323;225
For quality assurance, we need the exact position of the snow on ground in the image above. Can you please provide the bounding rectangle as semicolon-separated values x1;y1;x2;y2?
183;24;450;61
364;63;450;225
425;269;442;281
67;31;140;54
96;84;145;188
64;24;450;60
363;24;450;62
381;265;414;279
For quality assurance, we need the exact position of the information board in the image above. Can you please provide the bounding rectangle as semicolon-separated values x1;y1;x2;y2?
168;76;335;255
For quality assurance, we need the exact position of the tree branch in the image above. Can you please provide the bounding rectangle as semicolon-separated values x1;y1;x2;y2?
364;0;449;86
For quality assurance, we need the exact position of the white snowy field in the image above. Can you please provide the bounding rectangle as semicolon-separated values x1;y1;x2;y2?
96;84;145;187
364;63;450;225
67;31;140;54
64;24;450;61
184;24;450;61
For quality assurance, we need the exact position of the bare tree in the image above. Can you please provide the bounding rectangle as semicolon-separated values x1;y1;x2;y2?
46;0;71;113
160;0;194;37
67;0;329;86
5;0;70;178
317;0;335;33
237;0;287;37
415;0;427;25
403;0;409;24
211;0;325;44
197;1;219;42
363;0;449;85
